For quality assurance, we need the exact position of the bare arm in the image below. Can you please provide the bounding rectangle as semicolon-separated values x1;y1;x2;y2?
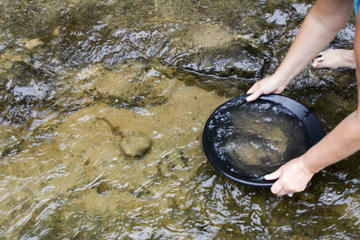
302;11;360;174
247;0;360;196
246;0;353;101
267;19;360;195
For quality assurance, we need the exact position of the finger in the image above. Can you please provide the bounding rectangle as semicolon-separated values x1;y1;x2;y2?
246;90;263;102
312;57;324;68
246;83;259;94
277;189;289;197
314;56;324;62
316;49;328;58
314;53;323;59
312;60;325;68
270;180;282;195
264;168;281;180
274;86;286;94
312;61;318;68
275;185;291;197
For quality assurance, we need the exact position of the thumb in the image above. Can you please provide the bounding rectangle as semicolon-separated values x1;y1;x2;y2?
264;168;281;180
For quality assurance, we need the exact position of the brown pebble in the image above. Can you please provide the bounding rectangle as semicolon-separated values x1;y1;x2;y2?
120;132;152;158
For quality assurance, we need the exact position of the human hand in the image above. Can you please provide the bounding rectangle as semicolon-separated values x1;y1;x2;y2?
246;75;289;102
264;156;315;196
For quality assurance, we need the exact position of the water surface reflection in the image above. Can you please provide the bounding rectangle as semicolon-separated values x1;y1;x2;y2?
0;0;359;239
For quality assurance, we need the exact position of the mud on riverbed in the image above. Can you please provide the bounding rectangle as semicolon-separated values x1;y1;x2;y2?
1;0;360;239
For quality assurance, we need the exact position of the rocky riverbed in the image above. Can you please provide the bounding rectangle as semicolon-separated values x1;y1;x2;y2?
0;0;359;239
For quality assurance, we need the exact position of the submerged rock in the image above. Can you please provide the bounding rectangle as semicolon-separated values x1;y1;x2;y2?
177;42;268;80
93;60;177;108
0;61;52;124
120;132;152;158
184;23;236;49
22;38;43;49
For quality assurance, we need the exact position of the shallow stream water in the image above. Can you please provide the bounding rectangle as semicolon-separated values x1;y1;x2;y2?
1;0;360;239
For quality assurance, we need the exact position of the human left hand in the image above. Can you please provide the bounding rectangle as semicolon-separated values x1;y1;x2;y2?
264;156;315;196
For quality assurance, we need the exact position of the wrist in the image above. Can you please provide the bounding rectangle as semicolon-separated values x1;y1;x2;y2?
272;70;292;87
298;155;318;174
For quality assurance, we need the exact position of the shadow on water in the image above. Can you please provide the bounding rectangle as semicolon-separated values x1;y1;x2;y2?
0;0;360;239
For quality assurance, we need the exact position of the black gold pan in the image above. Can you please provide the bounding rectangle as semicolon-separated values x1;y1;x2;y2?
202;94;325;187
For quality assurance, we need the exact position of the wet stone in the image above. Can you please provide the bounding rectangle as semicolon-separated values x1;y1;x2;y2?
22;38;43;49
3;61;51;102
177;42;268;80
0;50;28;71
0;61;52;124
120;132;152;158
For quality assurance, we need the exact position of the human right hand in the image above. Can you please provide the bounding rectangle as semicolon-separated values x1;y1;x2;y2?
264;156;315;196
246;75;289;102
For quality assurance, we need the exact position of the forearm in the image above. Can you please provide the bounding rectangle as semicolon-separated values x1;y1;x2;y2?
301;1;360;175
302;111;360;173
274;0;353;83
262;0;356;195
